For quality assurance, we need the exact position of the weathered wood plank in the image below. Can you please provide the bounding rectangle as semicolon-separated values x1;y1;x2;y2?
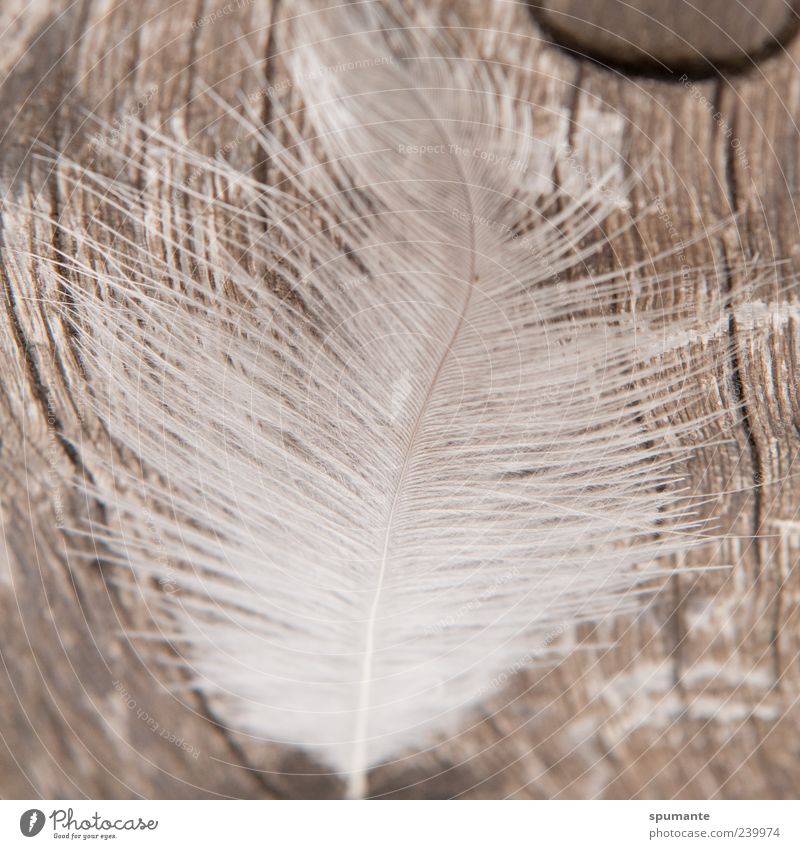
0;0;798;798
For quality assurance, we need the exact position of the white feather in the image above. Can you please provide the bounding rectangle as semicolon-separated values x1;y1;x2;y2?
39;2;726;797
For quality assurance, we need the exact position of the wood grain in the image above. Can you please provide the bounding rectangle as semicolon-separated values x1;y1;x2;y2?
0;0;798;799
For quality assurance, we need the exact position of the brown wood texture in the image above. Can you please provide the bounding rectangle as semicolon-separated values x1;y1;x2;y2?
0;0;799;799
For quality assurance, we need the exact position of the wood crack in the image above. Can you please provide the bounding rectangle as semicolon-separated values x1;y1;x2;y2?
255;0;279;194
715;78;765;583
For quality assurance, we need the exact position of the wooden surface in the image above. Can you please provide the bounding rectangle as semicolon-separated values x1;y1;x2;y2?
1;0;799;799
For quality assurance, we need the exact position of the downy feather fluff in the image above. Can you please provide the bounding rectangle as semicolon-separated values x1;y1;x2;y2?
42;2;723;797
